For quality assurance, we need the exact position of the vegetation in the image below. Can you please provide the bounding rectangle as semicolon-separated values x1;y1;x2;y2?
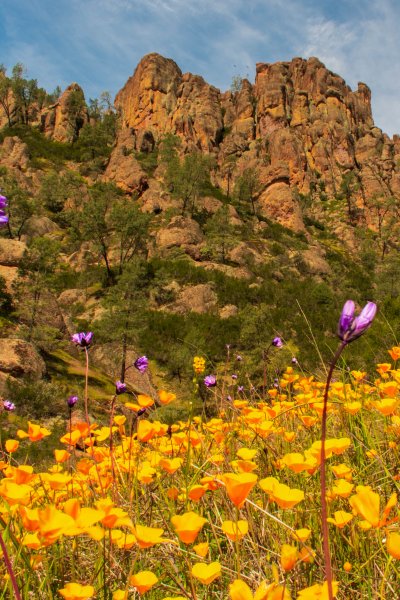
2;59;400;599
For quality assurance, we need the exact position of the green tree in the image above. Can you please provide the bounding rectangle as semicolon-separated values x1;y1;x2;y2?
159;135;213;214
0;169;36;239
11;63;40;125
204;204;237;263
40;169;84;216
17;237;60;342
96;259;152;380
70;183;151;282
368;195;400;261
65;88;87;142
0;66;14;127
234;167;262;215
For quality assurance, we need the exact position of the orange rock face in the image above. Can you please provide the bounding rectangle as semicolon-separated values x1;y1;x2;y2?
42;83;89;142
113;53;399;230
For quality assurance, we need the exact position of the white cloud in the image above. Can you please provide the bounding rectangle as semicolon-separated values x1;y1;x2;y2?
1;0;400;134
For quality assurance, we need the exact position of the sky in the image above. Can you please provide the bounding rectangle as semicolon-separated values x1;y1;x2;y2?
0;0;399;136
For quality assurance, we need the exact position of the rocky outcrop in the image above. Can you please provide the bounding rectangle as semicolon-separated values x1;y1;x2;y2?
155;216;204;258
103;129;148;195
0;339;45;379
0;238;26;266
115;53;400;233
0;136;30;171
42;83;89;142
115;53;223;151
163;283;218;315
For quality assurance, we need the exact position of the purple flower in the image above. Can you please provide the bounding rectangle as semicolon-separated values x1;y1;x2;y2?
137;407;147;416
71;332;93;348
236;355;242;361
0;211;9;227
115;380;127;395
291;357;298;365
226;395;232;402
231;374;238;380
238;385;244;393
134;356;148;373
3;400;15;412
0;195;7;208
338;300;377;343
204;374;217;388
272;337;283;348
67;395;78;408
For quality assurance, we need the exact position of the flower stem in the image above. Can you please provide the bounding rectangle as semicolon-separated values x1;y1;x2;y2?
0;529;22;600
321;340;346;600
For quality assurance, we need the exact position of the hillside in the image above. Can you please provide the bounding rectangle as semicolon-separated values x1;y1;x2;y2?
0;53;399;416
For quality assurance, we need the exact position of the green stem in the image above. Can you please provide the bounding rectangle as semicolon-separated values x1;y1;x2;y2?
321;340;347;600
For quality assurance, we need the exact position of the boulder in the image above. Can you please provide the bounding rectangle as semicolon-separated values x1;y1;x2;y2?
163;283;218;314
155;216;204;257
103;129;148;195
0;238;26;266
0;339;45;379
0;136;29;170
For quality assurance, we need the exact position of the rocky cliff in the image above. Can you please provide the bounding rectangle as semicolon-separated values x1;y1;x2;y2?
113;53;399;231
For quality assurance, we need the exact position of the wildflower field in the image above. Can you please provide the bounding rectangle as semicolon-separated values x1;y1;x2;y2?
0;301;400;599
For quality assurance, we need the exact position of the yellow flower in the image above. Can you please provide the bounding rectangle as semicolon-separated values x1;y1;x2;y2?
259;477;304;509
159;390;176;405
58;582;95;600
17;422;51;442
280;544;299;572
193;356;206;374
130;571;158;594
193;542;209;557
133;524;167;548
297;581;338;599
229;579;291;600
387;532;400;559
221;520;249;542
5;439;19;453
292;528;311;542
222;473;258;508
326;510;354;528
349;486;397;528
191;562;221;585
171;511;207;544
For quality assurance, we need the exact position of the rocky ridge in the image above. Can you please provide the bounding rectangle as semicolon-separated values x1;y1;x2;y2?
112;53;399;231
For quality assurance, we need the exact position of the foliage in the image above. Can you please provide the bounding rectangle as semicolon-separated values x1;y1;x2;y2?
159;134;214;214
0;167;36;239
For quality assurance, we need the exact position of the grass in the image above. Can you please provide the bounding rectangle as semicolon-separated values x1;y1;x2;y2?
0;328;400;599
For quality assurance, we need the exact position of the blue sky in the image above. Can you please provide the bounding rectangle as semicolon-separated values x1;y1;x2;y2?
1;0;399;135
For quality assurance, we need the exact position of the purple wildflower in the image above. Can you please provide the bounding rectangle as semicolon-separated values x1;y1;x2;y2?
115;380;127;395
291;357;298;365
226;395;232;402
71;332;93;348
236;355;243;361
204;374;217;388
67;395;78;408
338;300;377;343
3;400;15;412
137;407;147;416
0;211;9;227
0;195;7;208
238;385;244;393
134;356;148;373
272;337;283;348
231;374;238;380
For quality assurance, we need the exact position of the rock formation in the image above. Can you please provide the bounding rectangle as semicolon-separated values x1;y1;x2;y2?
114;53;398;231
